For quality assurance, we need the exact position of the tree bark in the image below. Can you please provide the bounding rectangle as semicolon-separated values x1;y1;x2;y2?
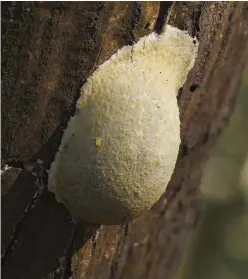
1;2;248;279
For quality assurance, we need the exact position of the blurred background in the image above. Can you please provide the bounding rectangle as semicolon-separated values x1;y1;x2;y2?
176;63;248;279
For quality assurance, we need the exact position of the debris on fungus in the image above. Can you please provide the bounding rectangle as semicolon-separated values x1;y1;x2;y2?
48;25;198;225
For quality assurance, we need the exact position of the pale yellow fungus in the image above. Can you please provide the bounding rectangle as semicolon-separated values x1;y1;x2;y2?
48;25;198;224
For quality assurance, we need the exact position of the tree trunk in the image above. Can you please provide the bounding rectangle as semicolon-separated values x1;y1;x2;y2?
1;2;248;279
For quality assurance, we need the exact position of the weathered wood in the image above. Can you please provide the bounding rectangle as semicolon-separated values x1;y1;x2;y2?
1;1;248;279
1;2;160;278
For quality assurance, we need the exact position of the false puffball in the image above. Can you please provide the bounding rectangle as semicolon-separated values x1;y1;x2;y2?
48;25;198;224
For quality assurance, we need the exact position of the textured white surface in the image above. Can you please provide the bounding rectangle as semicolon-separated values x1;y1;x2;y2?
48;25;198;224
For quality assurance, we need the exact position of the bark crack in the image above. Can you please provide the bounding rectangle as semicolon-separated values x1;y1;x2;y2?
108;224;129;279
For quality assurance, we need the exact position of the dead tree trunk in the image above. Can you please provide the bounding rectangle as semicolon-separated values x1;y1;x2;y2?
2;2;248;279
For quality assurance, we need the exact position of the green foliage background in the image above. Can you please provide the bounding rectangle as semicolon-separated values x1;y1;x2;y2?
176;63;248;279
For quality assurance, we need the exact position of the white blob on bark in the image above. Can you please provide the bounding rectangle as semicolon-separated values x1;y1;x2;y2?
48;25;198;224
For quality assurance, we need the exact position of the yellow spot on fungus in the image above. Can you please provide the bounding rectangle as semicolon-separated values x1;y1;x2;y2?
95;137;102;146
79;99;87;108
152;161;160;167
95;137;102;152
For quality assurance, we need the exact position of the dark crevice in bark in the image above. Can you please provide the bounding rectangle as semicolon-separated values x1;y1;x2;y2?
130;1;142;42
191;3;203;39
63;223;101;279
63;223;77;279
190;84;200;92
109;224;129;279
154;1;174;34
2;160;47;266
1;187;47;266
123;1;142;45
